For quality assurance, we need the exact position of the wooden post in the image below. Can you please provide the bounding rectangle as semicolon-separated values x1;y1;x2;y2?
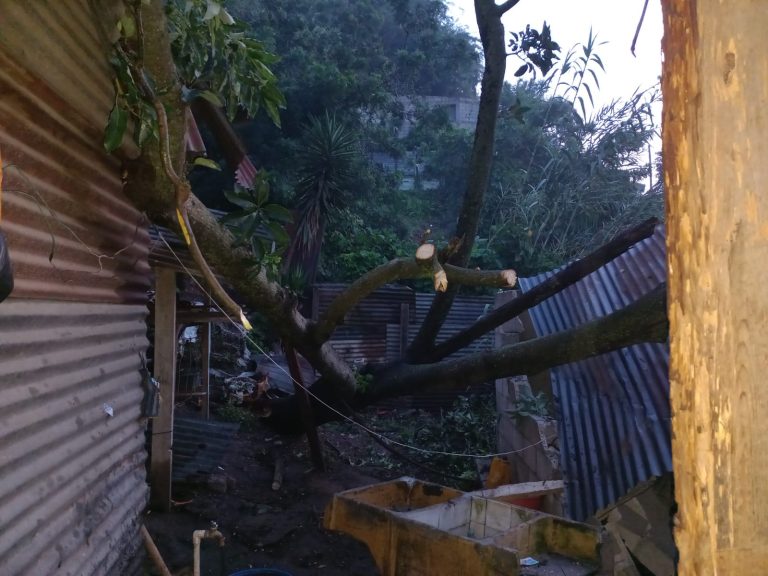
150;267;177;511
663;2;768;573
200;322;211;420
285;345;325;471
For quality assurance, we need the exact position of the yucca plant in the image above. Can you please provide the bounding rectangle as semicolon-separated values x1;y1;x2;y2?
283;112;359;285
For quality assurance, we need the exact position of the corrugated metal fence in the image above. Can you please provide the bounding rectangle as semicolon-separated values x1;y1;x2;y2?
315;284;496;409
0;1;152;574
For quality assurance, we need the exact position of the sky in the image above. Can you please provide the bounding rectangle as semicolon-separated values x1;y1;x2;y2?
448;0;664;119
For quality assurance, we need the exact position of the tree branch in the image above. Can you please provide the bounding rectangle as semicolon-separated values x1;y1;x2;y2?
444;263;516;288
120;2;362;398
409;0;510;356
421;217;659;363
369;282;668;401
311;251;516;344
496;0;522;15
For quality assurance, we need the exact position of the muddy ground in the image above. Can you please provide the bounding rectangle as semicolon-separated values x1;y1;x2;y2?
143;410;440;576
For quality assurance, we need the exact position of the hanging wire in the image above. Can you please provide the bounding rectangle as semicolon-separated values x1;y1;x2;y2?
154;226;546;460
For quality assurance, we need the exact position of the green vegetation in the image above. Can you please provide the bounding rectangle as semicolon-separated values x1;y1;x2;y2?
183;1;662;280
328;393;498;490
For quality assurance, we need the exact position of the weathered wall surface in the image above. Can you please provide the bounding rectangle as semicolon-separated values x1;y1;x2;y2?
0;1;152;574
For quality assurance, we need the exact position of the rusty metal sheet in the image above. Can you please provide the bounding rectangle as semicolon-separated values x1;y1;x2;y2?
0;0;125;146
518;225;670;520
313;283;416;325
0;3;151;573
0;38;150;304
0;299;149;576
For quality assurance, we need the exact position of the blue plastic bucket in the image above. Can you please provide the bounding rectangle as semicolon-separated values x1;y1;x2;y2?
229;570;293;576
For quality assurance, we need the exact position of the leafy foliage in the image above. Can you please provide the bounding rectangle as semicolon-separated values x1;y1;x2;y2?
220;172;292;273
506;390;551;420
283;113;359;283
105;46;158;152
167;0;285;123
509;22;560;79
105;0;285;153
326;393;498;489
555;28;607;119
410;31;662;276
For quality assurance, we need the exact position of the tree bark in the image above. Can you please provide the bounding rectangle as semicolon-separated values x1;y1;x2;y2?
663;1;768;573
311;253;516;344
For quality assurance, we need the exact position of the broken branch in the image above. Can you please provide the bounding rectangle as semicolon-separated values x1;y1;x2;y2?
372;283;668;400
421;217;660;363
132;2;247;328
312;250;518;343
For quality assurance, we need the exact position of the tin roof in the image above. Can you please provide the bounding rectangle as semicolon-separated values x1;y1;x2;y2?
518;225;670;520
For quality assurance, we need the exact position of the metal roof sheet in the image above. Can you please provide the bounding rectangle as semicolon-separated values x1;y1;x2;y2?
518;225;670;520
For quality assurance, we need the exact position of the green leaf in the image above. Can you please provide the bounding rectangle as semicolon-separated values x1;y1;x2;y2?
592;53;606;72
219;212;246;225
136;118;154;147
104;105;128;152
193;157;222;171
223;189;254;210
199;90;225;107
119;14;136;38
219;8;235;25
267;221;289;245
256;182;269;205
263;203;293;224
514;64;529;77
251;238;265;260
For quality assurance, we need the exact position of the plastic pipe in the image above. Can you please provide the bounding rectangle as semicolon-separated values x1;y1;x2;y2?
193;522;226;576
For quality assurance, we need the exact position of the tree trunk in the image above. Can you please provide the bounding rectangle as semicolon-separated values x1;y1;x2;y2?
264;283;667;433
663;1;768;573
408;0;513;358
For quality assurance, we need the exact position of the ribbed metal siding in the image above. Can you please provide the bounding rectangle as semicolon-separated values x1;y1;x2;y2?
313;284;415;365
313;285;495;368
0;300;149;576
313;283;415;325
411;292;495;358
379;293;496;410
0;0;125;148
518;226;670;520
0;3;152;574
0;63;151;303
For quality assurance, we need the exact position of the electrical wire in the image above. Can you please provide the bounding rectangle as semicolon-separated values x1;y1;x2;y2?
154;226;546;459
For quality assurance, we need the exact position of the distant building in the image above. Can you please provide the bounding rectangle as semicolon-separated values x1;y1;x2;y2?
368;95;479;190
396;95;480;137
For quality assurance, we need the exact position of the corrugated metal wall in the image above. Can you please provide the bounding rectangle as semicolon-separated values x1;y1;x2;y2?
0;301;149;575
313;285;496;409
0;1;152;574
518;227;670;520
313;283;415;365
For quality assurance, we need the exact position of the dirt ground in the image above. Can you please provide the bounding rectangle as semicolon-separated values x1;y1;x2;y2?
143;414;422;576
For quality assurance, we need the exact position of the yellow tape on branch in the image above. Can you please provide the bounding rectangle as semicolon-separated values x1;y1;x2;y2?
239;309;253;331
176;208;191;245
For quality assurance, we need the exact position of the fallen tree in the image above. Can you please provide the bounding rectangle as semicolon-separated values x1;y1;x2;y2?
118;0;668;429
